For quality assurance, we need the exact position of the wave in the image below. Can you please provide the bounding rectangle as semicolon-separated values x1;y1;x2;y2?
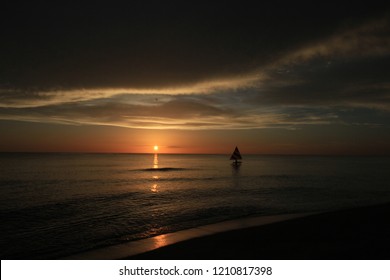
135;167;188;172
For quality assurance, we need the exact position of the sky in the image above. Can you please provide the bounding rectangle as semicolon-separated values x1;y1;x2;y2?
1;2;390;154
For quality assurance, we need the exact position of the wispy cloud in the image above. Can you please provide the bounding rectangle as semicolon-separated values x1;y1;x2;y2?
1;92;385;130
274;17;390;65
0;73;261;108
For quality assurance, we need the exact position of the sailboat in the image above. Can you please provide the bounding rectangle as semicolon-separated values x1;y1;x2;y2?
230;146;242;166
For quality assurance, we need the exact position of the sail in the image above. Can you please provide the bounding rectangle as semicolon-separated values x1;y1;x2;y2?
230;146;242;160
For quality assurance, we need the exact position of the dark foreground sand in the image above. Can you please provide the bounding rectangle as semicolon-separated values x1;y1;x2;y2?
127;203;390;260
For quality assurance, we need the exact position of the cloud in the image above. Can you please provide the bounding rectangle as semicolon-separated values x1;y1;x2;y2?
1;12;389;130
275;17;390;66
0;74;261;108
244;16;390;111
1;90;387;130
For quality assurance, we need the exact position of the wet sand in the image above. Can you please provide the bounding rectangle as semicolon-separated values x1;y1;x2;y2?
127;203;390;260
65;213;310;259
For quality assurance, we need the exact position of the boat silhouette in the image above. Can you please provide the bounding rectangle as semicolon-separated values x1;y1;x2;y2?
230;146;242;166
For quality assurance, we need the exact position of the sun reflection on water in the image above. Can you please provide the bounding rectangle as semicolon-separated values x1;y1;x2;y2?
153;153;158;169
152;234;168;248
151;184;158;193
151;154;159;192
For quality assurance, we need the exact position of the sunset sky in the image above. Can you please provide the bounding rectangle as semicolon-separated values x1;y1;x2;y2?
1;2;390;154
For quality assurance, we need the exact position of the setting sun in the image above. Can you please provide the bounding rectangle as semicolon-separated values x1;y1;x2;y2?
154;145;159;152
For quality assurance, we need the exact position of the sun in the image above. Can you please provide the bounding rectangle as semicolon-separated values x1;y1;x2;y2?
154;145;159;152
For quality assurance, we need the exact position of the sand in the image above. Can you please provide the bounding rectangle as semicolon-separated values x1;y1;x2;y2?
65;203;390;260
126;203;390;260
65;213;311;259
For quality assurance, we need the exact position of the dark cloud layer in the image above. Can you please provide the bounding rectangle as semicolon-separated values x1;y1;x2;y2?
0;2;390;136
1;2;389;90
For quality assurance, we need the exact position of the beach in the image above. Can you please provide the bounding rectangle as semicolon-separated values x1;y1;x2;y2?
126;203;390;260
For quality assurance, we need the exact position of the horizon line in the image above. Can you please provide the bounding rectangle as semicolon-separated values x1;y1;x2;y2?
0;151;389;157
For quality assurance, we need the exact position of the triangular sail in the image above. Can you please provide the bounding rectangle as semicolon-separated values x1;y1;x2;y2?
230;146;242;160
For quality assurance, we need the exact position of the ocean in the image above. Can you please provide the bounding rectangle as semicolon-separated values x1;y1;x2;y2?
1;153;389;259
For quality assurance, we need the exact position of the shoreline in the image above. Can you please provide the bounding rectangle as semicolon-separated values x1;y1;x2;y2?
64;202;390;260
63;213;313;260
128;202;390;260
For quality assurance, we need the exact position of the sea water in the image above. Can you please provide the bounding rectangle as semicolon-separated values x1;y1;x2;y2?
1;153;389;259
